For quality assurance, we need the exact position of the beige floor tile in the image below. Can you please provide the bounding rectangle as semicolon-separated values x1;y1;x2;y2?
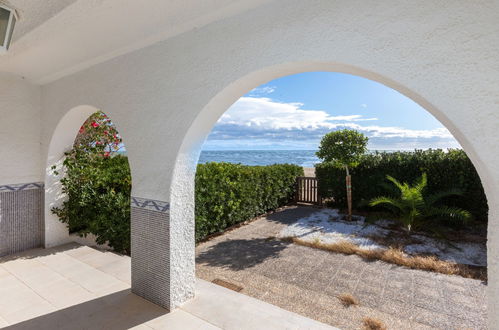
0;315;8;327
67;246;125;269
96;258;131;284
1;301;56;325
0;266;10;279
32;277;96;308
146;309;221;330
182;279;334;330
39;251;128;294
62;245;98;259
0;274;52;319
129;324;153;330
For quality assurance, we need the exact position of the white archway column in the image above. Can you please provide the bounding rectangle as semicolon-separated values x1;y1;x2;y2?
130;169;195;310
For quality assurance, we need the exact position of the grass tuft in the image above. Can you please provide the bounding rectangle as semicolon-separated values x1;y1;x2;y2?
362;317;387;330
338;293;359;307
281;237;486;281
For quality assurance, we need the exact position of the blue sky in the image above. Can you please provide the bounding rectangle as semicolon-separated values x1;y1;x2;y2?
202;72;460;151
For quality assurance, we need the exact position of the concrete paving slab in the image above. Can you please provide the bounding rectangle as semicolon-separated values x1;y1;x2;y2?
196;205;487;329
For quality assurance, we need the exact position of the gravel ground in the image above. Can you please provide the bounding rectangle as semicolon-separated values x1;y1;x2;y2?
196;206;487;329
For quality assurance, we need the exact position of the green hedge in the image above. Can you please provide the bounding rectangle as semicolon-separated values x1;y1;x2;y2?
195;162;303;241
55;157;302;251
52;153;131;254
315;149;488;223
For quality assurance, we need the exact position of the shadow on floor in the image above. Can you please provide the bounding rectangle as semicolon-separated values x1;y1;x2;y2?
196;238;290;271
0;242;123;263
4;289;167;330
265;206;319;226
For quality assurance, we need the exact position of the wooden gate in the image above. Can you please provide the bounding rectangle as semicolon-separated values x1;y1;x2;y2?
295;177;321;205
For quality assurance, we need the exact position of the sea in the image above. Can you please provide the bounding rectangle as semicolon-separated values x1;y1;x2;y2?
198;149;405;167
198;150;320;167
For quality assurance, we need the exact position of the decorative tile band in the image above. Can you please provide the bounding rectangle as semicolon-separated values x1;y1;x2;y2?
0;182;44;193
131;196;170;213
0;186;44;257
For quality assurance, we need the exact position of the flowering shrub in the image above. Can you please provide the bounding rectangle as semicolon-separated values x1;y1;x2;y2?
51;112;131;254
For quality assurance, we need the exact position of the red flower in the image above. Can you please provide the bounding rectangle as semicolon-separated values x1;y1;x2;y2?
91;122;99;128
95;141;101;145
104;130;109;135
104;152;110;157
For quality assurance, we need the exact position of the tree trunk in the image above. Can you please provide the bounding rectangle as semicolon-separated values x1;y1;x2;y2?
346;166;352;221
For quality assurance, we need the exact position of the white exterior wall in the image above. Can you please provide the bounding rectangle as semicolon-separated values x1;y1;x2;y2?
1;0;497;323
0;73;41;186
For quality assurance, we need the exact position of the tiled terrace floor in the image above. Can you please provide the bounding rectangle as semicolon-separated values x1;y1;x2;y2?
0;243;334;329
196;206;487;329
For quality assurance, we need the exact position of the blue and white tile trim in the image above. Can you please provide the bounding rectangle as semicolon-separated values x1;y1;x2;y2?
131;196;170;213
0;182;44;192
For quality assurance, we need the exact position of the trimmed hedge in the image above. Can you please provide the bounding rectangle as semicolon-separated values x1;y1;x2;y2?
195;162;303;241
315;149;488;223
55;156;301;252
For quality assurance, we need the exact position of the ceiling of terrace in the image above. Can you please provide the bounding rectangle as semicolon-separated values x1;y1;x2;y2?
2;0;78;41
0;0;271;84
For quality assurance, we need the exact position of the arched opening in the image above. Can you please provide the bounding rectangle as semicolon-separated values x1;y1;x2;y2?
173;65;489;328
45;106;131;254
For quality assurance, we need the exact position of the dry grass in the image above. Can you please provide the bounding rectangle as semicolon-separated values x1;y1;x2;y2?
338;293;359;307
281;237;487;281
362;317;387;330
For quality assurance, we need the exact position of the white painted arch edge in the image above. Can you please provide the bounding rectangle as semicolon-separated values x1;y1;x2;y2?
170;61;495;317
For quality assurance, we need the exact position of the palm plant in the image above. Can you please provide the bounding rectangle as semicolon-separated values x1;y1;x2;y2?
369;173;472;232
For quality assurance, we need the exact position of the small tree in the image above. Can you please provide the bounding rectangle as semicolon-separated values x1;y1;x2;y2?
316;129;368;220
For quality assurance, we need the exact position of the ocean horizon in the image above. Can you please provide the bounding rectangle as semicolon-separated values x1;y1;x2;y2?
198;149;403;167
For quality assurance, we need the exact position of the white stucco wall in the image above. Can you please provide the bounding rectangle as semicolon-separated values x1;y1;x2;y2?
2;0;496;322
0;73;41;186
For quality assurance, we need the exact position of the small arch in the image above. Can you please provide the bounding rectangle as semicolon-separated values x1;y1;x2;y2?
44;105;131;249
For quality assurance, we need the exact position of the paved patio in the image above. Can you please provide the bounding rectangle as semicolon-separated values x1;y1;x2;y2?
196;206;487;329
0;243;334;329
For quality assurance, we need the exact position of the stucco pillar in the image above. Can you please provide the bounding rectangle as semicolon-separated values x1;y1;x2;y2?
0;74;45;256
130;197;173;309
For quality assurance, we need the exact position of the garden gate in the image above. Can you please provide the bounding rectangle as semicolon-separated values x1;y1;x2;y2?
295;177;321;205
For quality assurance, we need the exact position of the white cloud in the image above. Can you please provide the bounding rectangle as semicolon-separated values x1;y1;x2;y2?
248;86;276;95
220;97;334;129
209;97;459;149
219;97;378;130
329;115;378;121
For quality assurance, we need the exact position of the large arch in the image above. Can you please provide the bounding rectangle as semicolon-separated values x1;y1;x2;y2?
170;61;494;319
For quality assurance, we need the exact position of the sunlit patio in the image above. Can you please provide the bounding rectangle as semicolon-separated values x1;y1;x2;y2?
0;243;333;329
